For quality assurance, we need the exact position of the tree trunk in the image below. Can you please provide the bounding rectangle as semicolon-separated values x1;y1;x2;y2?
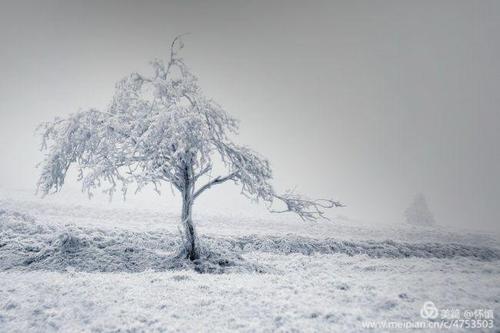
181;192;199;260
180;162;199;260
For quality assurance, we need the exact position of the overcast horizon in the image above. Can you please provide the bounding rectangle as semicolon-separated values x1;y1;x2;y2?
1;0;499;231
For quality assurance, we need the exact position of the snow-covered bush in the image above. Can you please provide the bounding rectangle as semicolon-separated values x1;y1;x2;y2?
404;193;436;227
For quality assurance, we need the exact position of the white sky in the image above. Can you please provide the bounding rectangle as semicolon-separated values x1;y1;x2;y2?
1;0;499;231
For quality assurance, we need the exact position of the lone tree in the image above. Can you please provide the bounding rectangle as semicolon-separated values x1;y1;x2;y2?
37;36;342;260
404;193;435;227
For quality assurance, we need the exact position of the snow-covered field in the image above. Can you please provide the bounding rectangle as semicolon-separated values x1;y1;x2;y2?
0;190;499;332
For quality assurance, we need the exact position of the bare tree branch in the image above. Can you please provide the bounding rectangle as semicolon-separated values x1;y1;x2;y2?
271;191;344;221
193;171;239;200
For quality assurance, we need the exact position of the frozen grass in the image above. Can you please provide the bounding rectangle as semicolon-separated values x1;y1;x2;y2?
1;208;499;274
0;195;499;332
1;190;498;248
0;254;499;332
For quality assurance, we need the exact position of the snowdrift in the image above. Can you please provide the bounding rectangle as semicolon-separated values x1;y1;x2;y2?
1;208;499;273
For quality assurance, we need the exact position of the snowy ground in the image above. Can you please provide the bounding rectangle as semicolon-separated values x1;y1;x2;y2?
0;189;499;332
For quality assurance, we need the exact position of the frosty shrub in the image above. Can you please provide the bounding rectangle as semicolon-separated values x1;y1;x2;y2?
404;193;435;227
37;36;342;260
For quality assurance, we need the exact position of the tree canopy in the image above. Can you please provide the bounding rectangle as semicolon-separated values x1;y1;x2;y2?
37;36;342;222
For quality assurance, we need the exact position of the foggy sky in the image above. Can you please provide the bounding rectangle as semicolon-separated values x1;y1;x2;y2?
1;0;499;231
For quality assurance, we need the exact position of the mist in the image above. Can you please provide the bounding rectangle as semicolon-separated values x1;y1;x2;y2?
1;0;499;231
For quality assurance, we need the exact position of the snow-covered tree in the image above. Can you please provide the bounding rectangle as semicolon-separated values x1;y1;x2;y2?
404;193;435;227
37;36;342;260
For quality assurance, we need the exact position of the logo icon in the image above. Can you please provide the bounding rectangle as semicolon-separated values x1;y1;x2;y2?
420;301;439;319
